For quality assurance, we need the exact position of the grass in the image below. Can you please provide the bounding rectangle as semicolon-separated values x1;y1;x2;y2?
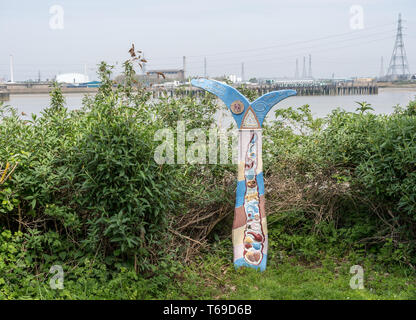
17;240;414;300
164;241;416;300
3;236;416;300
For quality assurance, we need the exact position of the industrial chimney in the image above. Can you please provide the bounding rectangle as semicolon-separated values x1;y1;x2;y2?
9;55;14;83
183;56;186;80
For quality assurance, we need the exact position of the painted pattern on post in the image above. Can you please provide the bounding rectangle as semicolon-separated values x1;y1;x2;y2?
233;129;267;270
241;132;265;266
191;78;296;271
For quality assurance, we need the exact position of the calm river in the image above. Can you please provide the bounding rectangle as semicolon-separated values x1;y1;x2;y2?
4;88;416;120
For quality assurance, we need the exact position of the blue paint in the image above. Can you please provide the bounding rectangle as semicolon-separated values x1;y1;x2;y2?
252;243;261;250
252;90;297;126
234;254;267;272
245;202;259;215
235;180;247;208
191;78;296;129
191;79;249;128
257;172;265;196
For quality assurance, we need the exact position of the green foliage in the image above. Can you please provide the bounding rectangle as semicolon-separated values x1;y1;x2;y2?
356;113;416;216
1;229;415;300
0;228;183;299
152;92;217;129
49;82;66;111
262;99;416;268
236;84;259;101
67;100;175;261
318;110;380;167
355;101;374;114
0;186;19;213
0;59;231;275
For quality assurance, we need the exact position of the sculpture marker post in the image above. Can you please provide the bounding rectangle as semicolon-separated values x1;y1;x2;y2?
191;79;296;271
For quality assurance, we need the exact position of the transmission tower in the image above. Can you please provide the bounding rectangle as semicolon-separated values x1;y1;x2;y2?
386;13;410;79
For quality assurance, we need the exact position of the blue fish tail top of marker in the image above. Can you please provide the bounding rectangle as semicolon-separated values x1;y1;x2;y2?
191;78;296;129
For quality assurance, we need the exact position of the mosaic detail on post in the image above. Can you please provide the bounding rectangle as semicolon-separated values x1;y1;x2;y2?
231;100;245;114
241;107;260;129
232;129;267;271
242;133;265;265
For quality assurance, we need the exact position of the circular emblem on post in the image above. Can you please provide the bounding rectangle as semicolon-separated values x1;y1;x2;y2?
230;100;244;114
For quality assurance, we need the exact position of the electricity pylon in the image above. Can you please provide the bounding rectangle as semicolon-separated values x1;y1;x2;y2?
386;13;410;79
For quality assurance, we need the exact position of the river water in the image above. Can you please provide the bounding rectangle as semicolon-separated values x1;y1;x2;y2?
4;88;416;119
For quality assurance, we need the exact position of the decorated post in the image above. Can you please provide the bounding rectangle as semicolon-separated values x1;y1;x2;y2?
191;79;296;271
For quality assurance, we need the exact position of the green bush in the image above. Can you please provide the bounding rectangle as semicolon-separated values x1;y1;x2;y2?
263;101;416;267
356;114;416;217
0;60;234;274
66;92;175;262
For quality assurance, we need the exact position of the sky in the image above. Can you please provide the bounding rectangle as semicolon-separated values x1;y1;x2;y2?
0;0;415;81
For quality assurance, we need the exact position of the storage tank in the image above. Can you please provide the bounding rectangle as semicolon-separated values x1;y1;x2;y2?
56;73;89;84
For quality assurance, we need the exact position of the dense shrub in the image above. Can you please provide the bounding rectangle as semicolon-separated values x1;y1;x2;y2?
357;114;416;216
263;102;416;267
0;60;233;273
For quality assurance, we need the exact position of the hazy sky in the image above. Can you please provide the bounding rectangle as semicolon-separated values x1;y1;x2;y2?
1;0;415;81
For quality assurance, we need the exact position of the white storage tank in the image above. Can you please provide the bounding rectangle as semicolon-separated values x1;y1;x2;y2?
56;73;89;84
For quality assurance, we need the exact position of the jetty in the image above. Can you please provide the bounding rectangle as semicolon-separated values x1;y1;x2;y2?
0;81;378;102
0;85;10;101
149;82;378;99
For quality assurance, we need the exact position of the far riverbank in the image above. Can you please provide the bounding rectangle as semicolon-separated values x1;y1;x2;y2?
4;88;416;121
377;82;416;89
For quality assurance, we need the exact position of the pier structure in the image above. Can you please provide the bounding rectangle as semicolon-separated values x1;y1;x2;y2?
0;81;378;102
149;82;378;99
0;85;10;101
